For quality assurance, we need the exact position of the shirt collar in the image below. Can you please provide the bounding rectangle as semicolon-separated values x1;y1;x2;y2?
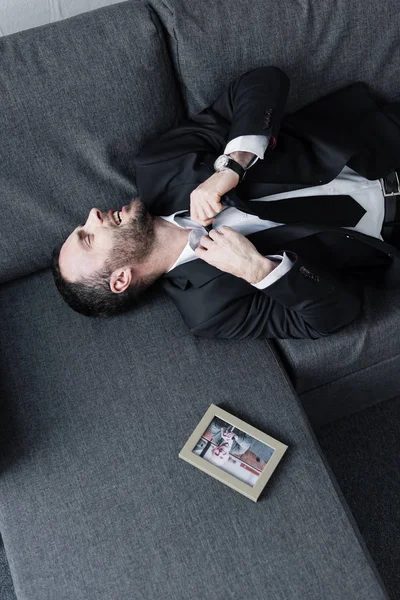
160;211;207;251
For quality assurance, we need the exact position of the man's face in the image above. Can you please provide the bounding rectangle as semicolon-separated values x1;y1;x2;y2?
59;198;156;286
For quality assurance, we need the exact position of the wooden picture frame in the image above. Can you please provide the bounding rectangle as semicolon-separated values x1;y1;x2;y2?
179;404;288;502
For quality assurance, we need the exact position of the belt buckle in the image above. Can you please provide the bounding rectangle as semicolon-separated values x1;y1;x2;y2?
381;170;400;196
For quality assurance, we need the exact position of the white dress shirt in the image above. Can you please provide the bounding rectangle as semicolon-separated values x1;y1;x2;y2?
161;136;386;288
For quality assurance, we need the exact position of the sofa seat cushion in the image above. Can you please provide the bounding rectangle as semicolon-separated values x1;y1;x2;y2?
275;284;400;426
0;0;185;283
0;273;389;599
149;0;400;116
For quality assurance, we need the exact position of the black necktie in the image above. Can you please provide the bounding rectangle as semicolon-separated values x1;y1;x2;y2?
249;194;366;227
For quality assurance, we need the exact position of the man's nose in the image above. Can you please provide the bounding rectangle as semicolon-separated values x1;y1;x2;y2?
88;208;103;224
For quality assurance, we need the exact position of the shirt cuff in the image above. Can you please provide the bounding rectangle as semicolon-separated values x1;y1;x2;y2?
224;135;270;168
251;252;294;289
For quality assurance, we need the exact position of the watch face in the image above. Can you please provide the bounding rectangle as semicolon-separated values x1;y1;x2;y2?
215;155;229;170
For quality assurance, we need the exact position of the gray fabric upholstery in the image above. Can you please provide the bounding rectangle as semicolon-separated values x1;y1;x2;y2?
298;356;400;429
0;272;389;599
148;0;400;116
0;536;15;600
0;0;185;283
0;0;398;597
316;395;400;600
275;285;400;427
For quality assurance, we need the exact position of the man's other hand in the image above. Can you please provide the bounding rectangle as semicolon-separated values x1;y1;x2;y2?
194;226;277;284
190;170;239;226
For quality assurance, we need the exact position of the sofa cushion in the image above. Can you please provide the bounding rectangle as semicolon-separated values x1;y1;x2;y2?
274;284;400;427
149;0;400;116
0;272;389;599
0;0;185;283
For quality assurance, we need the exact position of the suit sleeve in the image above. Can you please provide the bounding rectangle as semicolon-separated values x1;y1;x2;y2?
165;253;362;340
220;66;289;145
251;253;294;288
133;66;290;213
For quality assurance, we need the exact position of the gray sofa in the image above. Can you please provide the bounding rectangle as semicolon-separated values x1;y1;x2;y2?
0;1;399;598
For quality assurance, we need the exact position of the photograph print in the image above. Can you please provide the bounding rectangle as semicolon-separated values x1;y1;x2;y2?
193;416;275;487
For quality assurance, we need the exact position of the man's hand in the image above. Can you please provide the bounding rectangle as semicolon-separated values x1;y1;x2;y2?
221;429;237;441
194;226;278;284
190;170;239;226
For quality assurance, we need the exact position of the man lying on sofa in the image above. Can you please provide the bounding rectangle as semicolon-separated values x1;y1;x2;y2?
52;66;400;339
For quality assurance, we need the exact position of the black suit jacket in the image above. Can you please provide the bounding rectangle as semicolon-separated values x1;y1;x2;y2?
133;66;400;339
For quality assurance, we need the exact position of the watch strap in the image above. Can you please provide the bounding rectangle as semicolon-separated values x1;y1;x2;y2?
216;155;246;182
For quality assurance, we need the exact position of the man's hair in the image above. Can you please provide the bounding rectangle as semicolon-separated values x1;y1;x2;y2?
51;247;156;318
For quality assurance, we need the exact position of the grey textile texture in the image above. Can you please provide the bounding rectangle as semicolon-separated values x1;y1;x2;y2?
274;285;400;427
149;0;400;117
316;394;400;600
299;357;400;429
0;0;185;283
0;536;16;600
0;0;397;597
0;272;389;600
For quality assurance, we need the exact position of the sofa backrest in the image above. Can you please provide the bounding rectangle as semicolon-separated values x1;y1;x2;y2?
151;0;400;116
3;0;400;285
0;0;185;284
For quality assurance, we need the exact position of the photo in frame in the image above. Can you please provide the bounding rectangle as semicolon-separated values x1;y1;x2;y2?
179;404;288;502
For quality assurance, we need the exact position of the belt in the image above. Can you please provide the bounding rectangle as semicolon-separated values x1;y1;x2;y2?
381;169;400;227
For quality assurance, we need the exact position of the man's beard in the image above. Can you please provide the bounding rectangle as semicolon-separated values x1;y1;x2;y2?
104;198;156;273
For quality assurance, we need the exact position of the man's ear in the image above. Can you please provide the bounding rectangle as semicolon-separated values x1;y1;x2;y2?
109;267;133;294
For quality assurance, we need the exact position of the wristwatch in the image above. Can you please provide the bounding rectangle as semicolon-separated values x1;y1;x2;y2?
213;154;247;182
